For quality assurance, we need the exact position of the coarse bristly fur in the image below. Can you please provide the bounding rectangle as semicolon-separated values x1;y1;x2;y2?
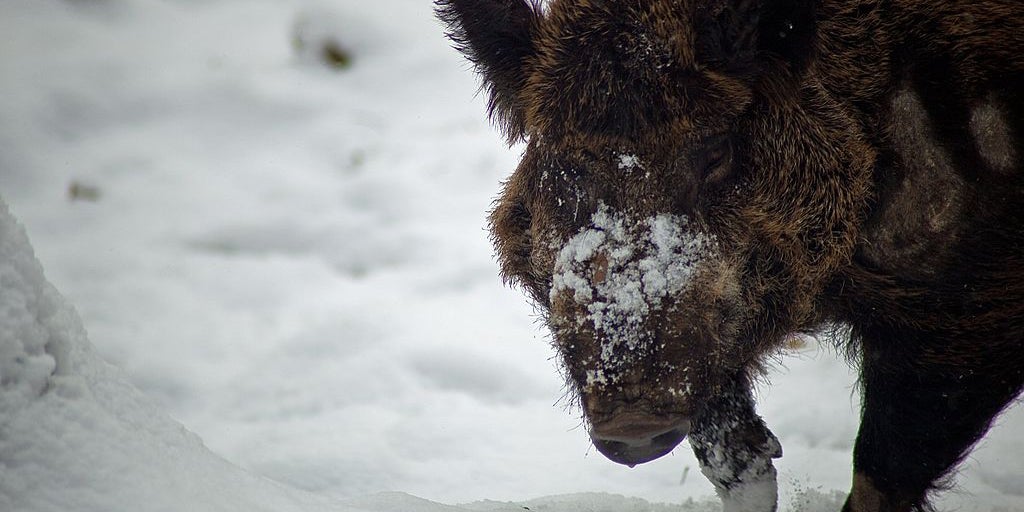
436;1;1024;511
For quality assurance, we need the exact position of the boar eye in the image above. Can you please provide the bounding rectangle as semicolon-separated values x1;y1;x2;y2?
696;136;734;185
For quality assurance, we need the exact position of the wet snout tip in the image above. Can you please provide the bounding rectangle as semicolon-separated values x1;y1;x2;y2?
589;415;691;466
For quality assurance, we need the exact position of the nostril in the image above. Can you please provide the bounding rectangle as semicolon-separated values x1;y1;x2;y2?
591;438;636;467
651;427;688;451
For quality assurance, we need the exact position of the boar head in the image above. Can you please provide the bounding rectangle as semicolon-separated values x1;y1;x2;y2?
438;0;874;465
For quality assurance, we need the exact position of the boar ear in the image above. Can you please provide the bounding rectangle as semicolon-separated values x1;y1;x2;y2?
704;0;816;75
436;0;541;142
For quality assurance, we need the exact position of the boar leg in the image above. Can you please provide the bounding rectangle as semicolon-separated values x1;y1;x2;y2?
845;331;1024;512
689;373;782;512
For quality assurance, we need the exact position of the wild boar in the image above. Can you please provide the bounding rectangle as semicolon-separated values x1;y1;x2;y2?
436;0;1024;510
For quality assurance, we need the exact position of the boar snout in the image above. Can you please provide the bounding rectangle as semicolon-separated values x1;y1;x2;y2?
589;411;691;467
544;204;733;465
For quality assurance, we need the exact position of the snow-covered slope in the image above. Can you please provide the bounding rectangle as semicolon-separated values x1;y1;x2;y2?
0;0;1022;511
0;201;357;512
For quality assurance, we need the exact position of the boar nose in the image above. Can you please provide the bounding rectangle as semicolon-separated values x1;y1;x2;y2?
589;413;691;467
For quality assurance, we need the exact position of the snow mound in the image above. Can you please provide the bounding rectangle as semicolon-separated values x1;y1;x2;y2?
0;199;355;512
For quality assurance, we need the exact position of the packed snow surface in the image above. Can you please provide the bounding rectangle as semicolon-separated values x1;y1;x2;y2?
1;0;1023;511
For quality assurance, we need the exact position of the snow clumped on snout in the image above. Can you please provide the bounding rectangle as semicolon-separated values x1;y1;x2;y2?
550;203;719;387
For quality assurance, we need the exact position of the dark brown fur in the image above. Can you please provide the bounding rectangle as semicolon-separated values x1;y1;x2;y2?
437;1;1024;510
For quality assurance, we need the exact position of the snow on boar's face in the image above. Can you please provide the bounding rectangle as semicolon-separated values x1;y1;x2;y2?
439;0;874;465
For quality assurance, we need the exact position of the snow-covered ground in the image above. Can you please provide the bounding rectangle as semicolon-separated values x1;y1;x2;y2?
0;0;1021;510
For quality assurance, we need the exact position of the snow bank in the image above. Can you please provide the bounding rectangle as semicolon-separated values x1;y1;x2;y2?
0;199;359;512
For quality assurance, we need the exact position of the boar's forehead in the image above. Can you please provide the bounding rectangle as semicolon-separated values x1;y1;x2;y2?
525;0;754;142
